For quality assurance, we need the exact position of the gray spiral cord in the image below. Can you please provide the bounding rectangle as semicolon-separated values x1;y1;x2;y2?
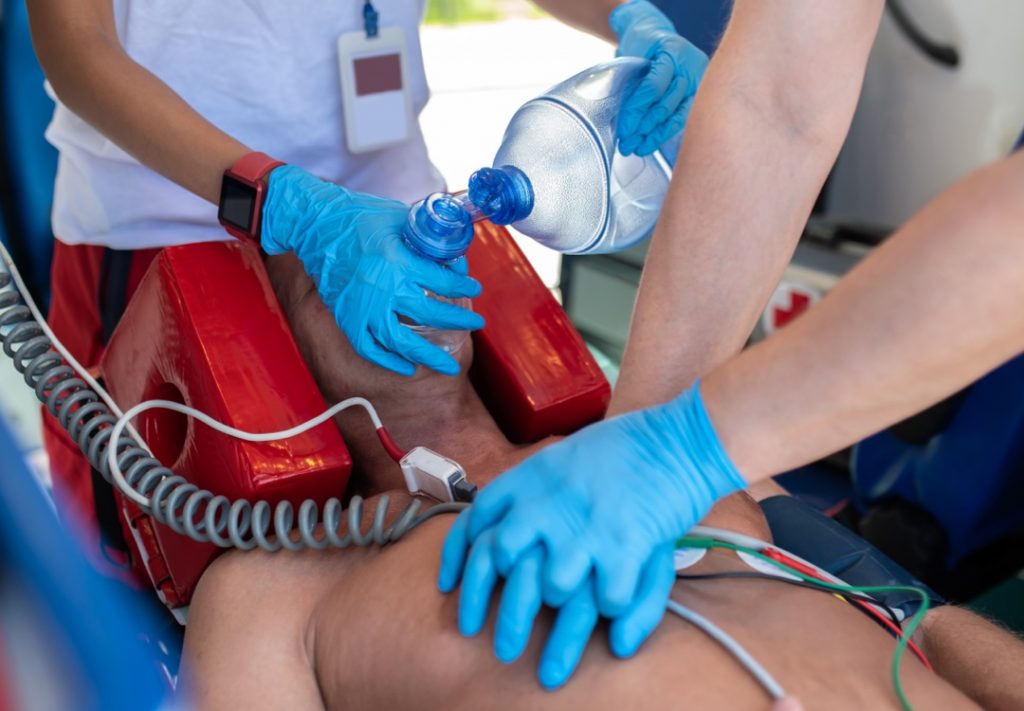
0;267;466;553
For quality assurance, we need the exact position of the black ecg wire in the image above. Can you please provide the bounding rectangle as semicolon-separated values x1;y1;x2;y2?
678;571;905;631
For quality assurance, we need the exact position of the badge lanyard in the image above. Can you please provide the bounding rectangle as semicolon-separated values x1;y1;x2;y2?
338;1;414;154
363;0;379;38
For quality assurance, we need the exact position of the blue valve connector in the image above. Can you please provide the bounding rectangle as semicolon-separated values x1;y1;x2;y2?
403;166;534;262
403;193;476;262
468;165;534;226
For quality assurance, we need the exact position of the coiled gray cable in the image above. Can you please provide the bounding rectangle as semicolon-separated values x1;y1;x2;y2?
0;264;464;552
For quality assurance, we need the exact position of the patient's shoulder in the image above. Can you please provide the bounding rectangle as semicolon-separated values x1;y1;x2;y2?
190;547;337;622
182;549;331;708
702;491;773;540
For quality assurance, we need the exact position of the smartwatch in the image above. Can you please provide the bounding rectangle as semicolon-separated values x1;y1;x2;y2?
218;152;286;242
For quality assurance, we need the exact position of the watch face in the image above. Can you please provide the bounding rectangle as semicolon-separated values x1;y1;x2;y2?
219;176;258;233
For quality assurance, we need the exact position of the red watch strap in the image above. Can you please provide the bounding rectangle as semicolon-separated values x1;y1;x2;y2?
219;152;286;243
229;151;285;182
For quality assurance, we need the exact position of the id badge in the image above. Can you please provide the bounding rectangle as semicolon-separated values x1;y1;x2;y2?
338;26;414;154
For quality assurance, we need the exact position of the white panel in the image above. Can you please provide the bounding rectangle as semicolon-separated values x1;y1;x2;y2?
828;0;1024;227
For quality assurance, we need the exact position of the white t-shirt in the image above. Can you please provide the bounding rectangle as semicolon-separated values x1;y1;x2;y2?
45;0;444;250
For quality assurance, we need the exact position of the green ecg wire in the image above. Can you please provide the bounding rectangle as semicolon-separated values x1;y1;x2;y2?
678;536;930;711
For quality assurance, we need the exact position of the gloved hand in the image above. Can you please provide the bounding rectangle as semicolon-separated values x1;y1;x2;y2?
438;381;747;688
261;165;484;376
610;0;709;157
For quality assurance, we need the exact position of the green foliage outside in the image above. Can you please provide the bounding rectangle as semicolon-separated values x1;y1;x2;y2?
424;0;546;25
425;0;498;24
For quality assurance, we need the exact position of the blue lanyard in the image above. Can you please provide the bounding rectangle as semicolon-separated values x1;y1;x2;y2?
363;1;380;38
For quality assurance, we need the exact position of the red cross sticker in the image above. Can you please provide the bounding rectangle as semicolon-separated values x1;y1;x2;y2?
762;282;819;335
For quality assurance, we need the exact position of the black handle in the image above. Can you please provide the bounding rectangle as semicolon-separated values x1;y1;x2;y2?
886;0;960;69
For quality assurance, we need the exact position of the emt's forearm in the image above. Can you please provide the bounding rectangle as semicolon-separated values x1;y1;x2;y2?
702;152;1024;484
531;0;622;42
916;606;1024;710
28;1;248;204
611;0;883;414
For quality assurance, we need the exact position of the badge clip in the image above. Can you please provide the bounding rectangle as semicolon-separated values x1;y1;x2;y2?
363;1;379;38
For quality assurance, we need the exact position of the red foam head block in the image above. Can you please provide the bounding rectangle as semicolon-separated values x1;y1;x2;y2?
468;221;610;442
101;240;352;606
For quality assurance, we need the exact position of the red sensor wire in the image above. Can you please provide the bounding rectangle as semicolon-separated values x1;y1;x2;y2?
763;547;933;671
375;427;407;463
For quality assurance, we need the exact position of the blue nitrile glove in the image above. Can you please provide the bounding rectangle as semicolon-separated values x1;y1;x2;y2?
261;165;484;376
438;381;746;688
610;0;709;157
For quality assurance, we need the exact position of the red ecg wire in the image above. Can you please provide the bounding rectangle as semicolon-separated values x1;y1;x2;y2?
375;427;407;462
762;547;933;672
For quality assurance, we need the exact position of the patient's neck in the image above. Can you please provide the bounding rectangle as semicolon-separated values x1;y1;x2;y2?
334;363;530;496
264;254;538;495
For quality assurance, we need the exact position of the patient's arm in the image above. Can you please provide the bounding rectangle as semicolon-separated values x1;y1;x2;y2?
182;491;419;709
183;549;325;709
918;605;1024;711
